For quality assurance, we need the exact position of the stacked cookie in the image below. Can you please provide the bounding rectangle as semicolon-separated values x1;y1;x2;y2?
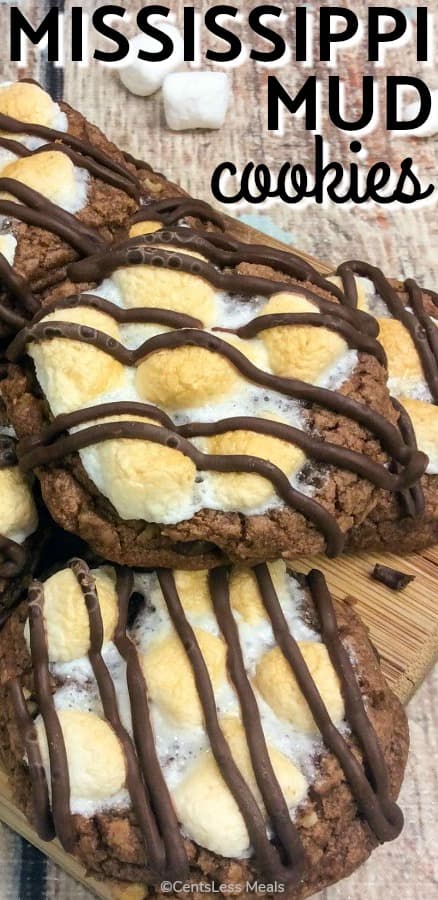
0;80;432;897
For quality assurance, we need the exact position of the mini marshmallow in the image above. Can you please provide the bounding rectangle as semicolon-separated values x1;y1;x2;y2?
163;72;230;131
119;26;184;97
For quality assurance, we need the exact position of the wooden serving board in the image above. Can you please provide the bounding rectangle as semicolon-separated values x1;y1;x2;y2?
0;222;437;900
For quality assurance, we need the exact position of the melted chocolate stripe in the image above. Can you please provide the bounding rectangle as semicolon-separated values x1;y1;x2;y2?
27;584;75;852
0;179;103;257
70;559;166;876
67;233;375;335
19;405;415;493
180;417;419;491
31;293;203;330
0;535;27;578
338;261;438;403
229;312;386;364
391;397;425;517
113;569;188;880
8;679;54;841
130;203;350;310
0;137;31;157
30;143;140;202
0;111;140;187
9;322;424;468
255;564;403;842
18;420;345;556
157;568;297;885
307;569;404;834
209;567;304;882
0;254;37;322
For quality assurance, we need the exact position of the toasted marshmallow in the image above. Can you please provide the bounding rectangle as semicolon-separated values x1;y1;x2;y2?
35;710;126;802
398;396;438;473
173;716;307;857
260;293;348;383
0;466;37;544
327;275;369;312
112;257;216;326
25;566;118;663
229;561;287;624
140;628;227;727
0;151;88;214
207;423;305;511
173;569;213;617
136;344;239;410
0;82;66;133
377;318;424;391
29;307;124;416
129;221;163;238
255;642;344;734
83;415;196;524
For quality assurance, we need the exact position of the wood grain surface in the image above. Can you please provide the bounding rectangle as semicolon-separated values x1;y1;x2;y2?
0;1;436;898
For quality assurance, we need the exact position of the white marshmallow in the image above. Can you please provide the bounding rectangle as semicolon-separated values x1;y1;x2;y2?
163;71;230;131
119;26;184;97
400;89;438;137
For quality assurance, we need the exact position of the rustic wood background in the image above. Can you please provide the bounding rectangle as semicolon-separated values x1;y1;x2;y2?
0;1;436;898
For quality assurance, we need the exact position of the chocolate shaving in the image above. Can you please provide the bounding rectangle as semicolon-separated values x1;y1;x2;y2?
371;564;415;591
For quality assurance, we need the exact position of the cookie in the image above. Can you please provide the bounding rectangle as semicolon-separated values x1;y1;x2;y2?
2;225;427;567
327;263;438;552
0;80;168;341
0;558;408;896
0;428;40;618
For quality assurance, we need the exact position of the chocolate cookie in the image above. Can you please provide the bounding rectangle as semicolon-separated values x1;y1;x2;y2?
0;558;408;896
2;221;426;566
327;263;438;553
0;80;162;340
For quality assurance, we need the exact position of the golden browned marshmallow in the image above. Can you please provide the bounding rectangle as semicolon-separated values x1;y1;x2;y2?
398;396;438;471
136;344;239;410
90;415;196;522
129;221;162;237
260;292;348;382
29;307;124;415
112;253;216;326
0;466;37;543
173;569;213;616
25;567;118;663
1;152;78;208
255;642;344;734
377;319;423;382
0;82;58;129
35;710;126;801
229;560;287;624
207;424;305;510
140;628;227;727
173;716;307;857
327;275;368;312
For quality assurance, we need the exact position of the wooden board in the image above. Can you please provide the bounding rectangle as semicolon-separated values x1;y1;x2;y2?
0;219;437;900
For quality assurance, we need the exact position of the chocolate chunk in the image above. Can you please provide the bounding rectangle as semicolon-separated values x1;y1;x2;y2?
371;564;415;591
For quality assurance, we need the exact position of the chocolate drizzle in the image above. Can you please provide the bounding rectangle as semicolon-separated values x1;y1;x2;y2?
16;397;425;557
27;584;75;851
9;561;404;884
0;97;143;332
0;178;104;256
337;261;438;403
